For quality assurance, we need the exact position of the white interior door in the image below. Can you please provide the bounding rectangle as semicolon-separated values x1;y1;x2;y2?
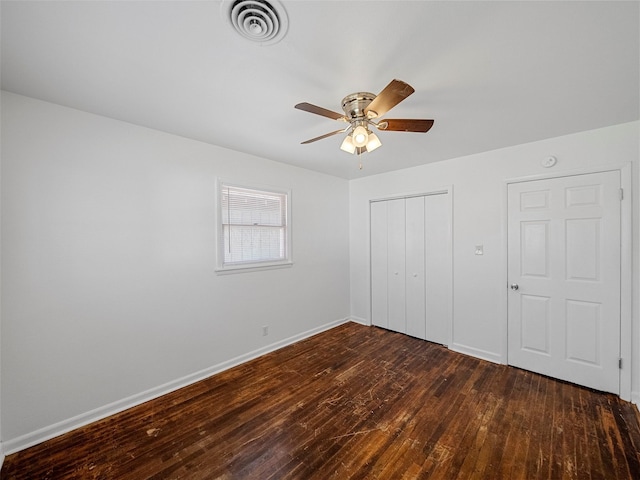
425;193;451;345
370;201;388;329
406;196;426;339
371;192;452;343
507;171;621;393
387;198;406;334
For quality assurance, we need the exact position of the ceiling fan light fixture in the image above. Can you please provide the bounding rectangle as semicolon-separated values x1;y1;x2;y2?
352;125;369;147
366;132;382;152
296;80;434;165
340;135;356;154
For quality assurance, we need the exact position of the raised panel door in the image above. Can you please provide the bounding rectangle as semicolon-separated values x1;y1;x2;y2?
508;171;620;393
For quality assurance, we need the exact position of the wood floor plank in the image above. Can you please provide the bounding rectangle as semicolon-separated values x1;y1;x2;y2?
3;322;640;479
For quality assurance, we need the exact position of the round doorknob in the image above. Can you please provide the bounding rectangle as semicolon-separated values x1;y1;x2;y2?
510;283;519;291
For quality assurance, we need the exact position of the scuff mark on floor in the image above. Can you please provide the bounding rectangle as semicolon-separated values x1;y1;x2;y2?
328;428;380;441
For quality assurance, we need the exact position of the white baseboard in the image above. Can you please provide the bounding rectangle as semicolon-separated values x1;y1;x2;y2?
449;342;503;365
3;317;351;455
348;316;370;326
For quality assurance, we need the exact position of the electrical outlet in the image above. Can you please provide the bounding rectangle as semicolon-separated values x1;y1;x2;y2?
262;325;269;336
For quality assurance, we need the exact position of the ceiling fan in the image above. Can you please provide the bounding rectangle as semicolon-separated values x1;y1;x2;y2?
295;79;434;163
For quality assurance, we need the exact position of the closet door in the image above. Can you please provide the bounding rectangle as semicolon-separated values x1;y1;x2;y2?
370;201;389;329
425;193;451;345
370;193;451;344
405;196;426;339
387;198;406;334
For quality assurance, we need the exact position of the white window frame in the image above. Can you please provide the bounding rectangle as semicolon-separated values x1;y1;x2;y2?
215;179;293;274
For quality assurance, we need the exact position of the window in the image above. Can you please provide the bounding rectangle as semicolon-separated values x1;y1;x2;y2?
216;181;292;272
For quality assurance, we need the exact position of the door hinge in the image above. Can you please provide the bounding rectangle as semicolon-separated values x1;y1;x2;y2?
620;188;624;201
619;358;623;369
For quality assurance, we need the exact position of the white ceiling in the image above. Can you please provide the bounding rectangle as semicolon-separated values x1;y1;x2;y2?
1;1;638;180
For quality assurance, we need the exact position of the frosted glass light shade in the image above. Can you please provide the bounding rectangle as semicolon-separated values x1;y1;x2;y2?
366;133;382;152
340;135;356;154
352;125;369;147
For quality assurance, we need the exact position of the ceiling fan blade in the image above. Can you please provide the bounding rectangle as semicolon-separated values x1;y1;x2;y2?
295;102;346;121
301;128;348;144
378;119;434;133
365;79;415;118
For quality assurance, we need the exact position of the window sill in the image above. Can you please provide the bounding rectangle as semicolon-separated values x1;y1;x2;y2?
215;261;293;275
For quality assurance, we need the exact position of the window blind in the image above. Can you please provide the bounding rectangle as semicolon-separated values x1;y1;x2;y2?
220;183;288;266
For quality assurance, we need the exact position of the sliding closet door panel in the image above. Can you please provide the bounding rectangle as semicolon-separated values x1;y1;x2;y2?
370;201;388;329
405;196;426;339
425;193;451;345
387;198;406;334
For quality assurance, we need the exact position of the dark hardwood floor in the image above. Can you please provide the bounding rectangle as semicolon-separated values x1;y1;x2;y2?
3;322;640;479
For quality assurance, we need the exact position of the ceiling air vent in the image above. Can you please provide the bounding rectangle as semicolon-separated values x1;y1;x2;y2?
222;0;288;45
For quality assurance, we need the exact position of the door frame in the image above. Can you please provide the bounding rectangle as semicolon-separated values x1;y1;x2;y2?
501;164;632;400
368;186;454;348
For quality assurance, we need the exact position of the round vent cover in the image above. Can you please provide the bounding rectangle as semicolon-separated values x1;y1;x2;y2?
222;0;288;45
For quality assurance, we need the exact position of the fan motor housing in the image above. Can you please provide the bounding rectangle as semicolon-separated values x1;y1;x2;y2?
341;92;376;120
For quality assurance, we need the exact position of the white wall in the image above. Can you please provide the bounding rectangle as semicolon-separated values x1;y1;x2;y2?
0;89;3;466
350;121;639;397
0;92;351;450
